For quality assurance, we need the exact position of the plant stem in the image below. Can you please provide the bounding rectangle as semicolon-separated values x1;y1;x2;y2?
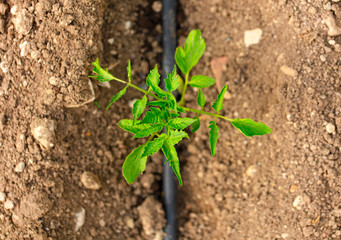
110;77;232;122
179;72;189;106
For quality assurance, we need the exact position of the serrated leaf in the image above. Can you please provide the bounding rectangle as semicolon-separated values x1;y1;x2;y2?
142;134;167;158
118;119;151;134
168;129;189;145
133;124;163;138
191;117;200;133
146;65;160;87
127;60;131;83
212;85;227;113
162;141;183;186
177;105;185;113
141;107;163;124
166;93;177;111
168;118;196;130
229;118;272;138
89;58;115;82
122;144;148;184
165;66;180;92
197;89;205;108
147;100;168;109
189;75;216;88
175;30;206;75
133;96;147;123
209;120;219;156
106;86;128;109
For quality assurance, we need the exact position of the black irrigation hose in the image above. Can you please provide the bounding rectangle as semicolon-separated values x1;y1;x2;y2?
162;0;177;239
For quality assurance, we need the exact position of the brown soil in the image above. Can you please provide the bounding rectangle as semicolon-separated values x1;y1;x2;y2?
0;0;340;240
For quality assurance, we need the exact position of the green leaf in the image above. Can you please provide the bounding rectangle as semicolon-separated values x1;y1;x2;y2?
134;124;163;138
168;129;189;145
162;141;183;186
89;58;115;82
165;66;180;92
142;134;167;158
175;30;206;74
146;65;160;87
106;86;128;109
147;100;168;109
208;120;219;156
189;75;215;88
191;117;200;133
141;107;163;124
212;85;227;113
168;118;196;130
122;144;148;184
229;118;272;138
197;89;206;108
118;119;151;134
127;60;131;83
133;96;147;123
166;93;178;111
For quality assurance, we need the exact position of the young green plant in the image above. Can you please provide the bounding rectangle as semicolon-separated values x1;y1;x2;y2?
90;30;272;186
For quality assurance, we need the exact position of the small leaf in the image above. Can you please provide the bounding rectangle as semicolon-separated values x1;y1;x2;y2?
133;96;147;123
208;120;219;156
134;124;163;138
89;58;115;82
191;117;200;133
168;118;196;130
106;86;128;109
212;85;227;113
166;93;178;111
168;129;189;145
175;30;206;74
118;119;151;134
142;134;167;158
146;65;160;87
189;75;215;88
127;60;131;83
141;107;163;124
197;89;206;108
147;100;168;109
177;105;186;113
229;118;272;138
122;144;148;184
162;141;183;186
165;66;180;92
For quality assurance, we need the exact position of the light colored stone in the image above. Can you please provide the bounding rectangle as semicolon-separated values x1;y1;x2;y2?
0;61;8;73
31;118;56;150
323;13;341;36
99;219;106;227
49;76;60;86
15;162;25;173
107;38;114;45
19;41;30;57
280;65;298;77
80;171;101;190
244;28;263;47
326;123;335;133
4;200;14;209
0;192;5;202
320;55;326;62
74;207;85;231
98;81;111;88
125;217;135;229
152;1;162;13
12;9;33;35
245;165;257;177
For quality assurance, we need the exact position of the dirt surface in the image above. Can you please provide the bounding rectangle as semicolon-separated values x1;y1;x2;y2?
0;0;340;239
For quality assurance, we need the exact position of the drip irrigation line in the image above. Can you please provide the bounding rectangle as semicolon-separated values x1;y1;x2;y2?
162;0;177;239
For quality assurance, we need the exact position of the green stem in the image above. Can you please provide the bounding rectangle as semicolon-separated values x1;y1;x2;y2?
179;72;189;106
110;77;232;122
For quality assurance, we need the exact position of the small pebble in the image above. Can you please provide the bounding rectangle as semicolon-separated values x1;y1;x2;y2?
0;192;5;202
98;81;111;88
326;123;335;133
324;14;341;36
125;217;135;229
74;208;85;231
307;87;315;95
308;7;317;14
31;118;56;150
99;219;106;227
280;65;298;77
125;21;131;30
152;1;162;13
293;195;304;210
0;61;8;73
19;41;30;57
245;165;257;177
328;39;336;45
244;28;263;47
4;200;14;209
15;162;25;173
281;233;290;239
320;55;326;62
107;38;114;45
49;76;60;86
289;184;298;193
80;171;101;190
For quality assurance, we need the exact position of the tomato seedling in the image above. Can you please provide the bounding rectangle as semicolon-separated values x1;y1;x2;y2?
90;30;272;186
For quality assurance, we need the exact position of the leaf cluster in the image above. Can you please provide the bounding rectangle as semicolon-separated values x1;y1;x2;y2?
89;30;272;186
